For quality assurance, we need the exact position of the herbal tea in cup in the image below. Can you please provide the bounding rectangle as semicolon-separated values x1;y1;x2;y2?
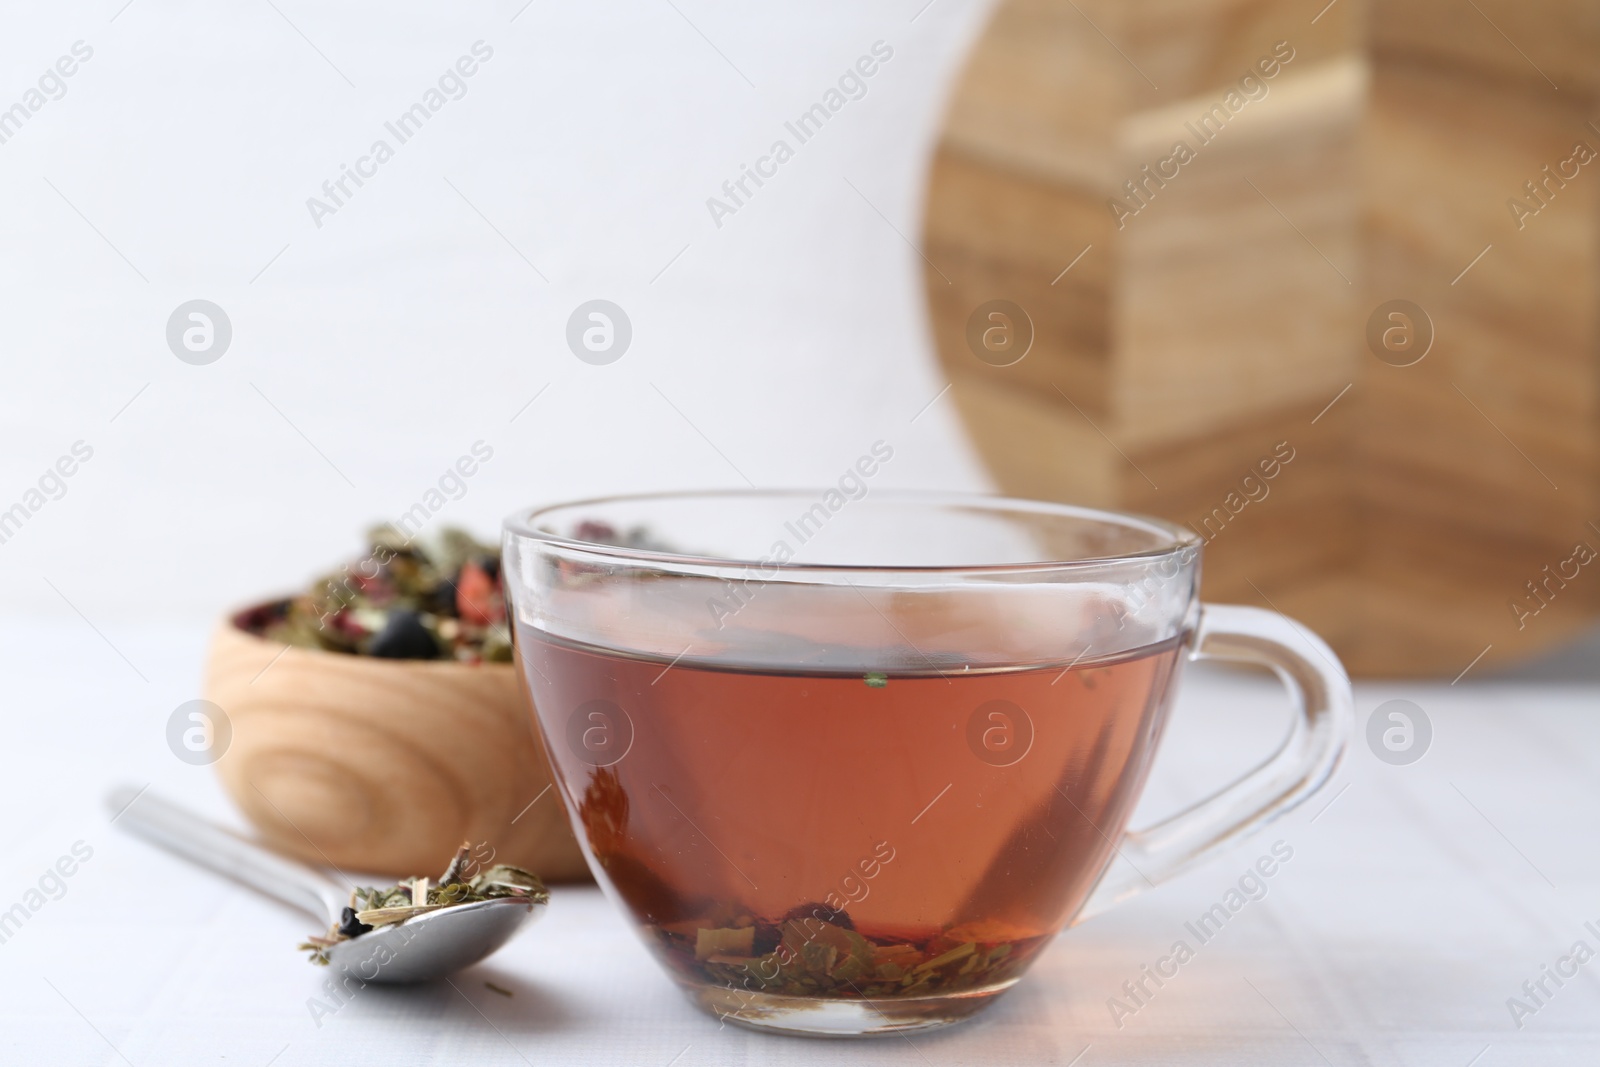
504;491;1349;1036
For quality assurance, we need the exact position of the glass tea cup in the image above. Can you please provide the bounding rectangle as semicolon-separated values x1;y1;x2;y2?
503;491;1350;1037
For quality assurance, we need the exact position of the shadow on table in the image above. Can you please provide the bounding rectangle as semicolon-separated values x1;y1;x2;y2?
457;964;586;1033
334;963;585;1036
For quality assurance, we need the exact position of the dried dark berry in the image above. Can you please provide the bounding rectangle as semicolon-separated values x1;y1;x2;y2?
779;901;854;930
368;609;440;659
751;921;782;956
429;574;459;617
337;906;373;939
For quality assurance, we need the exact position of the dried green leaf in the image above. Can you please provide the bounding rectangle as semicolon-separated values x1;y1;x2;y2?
301;848;547;965
695;927;756;961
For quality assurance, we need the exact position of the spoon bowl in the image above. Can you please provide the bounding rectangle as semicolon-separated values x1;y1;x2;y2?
328;896;539;983
108;786;545;983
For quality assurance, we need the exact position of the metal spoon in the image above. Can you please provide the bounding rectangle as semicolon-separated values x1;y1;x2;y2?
107;785;542;983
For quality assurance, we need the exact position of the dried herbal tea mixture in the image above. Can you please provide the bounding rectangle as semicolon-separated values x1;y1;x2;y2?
300;843;548;965
246;521;666;663
246;525;509;662
649;907;1045;1000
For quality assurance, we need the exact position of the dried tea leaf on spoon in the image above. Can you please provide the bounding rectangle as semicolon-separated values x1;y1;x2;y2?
299;842;548;965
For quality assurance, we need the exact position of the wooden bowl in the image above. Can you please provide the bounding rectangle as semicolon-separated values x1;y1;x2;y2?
202;604;589;881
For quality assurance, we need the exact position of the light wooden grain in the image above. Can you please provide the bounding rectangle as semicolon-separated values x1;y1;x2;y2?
922;0;1600;676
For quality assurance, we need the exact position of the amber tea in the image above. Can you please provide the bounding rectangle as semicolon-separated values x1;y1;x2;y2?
518;620;1185;1009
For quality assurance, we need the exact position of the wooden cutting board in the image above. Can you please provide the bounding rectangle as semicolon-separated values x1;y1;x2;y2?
921;0;1600;677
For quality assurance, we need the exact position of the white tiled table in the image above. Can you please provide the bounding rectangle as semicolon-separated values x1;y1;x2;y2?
2;619;1596;1066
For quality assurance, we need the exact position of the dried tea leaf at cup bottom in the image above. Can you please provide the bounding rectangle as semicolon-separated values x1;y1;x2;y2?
695;926;756;961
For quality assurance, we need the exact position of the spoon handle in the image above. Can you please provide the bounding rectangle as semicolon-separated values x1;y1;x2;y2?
108;785;349;923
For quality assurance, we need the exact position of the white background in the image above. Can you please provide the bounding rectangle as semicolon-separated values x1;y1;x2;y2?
0;0;995;624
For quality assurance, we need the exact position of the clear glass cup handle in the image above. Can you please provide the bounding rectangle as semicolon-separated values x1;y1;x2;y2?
1074;603;1352;923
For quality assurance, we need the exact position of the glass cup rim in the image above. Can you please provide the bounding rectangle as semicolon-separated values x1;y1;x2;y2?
503;488;1201;575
